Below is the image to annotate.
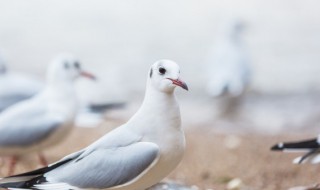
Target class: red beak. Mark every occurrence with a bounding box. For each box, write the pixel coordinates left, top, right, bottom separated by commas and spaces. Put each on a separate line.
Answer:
80, 71, 96, 80
167, 78, 189, 91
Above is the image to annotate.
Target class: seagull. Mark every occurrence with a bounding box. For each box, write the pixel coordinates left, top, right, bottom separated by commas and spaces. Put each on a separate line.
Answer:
206, 20, 251, 117
0, 54, 44, 112
0, 59, 188, 190
0, 53, 121, 128
0, 54, 96, 175
206, 19, 251, 98
271, 135, 320, 164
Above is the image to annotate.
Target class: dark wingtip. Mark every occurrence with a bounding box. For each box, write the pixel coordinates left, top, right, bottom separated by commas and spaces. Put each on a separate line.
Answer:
271, 143, 283, 151
89, 102, 126, 113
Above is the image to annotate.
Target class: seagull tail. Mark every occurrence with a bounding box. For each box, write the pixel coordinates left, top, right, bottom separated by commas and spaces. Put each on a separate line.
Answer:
0, 175, 45, 189
271, 137, 319, 151
0, 158, 72, 189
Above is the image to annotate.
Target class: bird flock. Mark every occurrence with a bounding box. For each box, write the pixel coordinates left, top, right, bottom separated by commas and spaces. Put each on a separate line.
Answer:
0, 57, 189, 190
0, 20, 317, 190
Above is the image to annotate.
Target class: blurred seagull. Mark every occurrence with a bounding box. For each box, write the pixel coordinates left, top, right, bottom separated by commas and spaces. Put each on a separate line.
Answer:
206, 20, 251, 98
0, 59, 188, 190
0, 54, 96, 175
0, 54, 43, 112
206, 20, 251, 117
271, 135, 320, 164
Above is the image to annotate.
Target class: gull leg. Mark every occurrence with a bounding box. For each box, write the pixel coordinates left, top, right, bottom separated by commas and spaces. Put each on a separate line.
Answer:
38, 153, 48, 166
7, 156, 18, 176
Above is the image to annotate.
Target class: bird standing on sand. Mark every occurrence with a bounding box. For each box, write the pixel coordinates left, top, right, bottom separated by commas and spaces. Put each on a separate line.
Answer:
0, 54, 96, 175
271, 135, 320, 164
206, 20, 251, 117
0, 59, 188, 190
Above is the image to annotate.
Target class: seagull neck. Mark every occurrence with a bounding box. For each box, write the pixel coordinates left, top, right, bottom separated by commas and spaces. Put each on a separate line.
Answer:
134, 85, 181, 128
143, 86, 176, 106
44, 81, 77, 115
128, 85, 182, 134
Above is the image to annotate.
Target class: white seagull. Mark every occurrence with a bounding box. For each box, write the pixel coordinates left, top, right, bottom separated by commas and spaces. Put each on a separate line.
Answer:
271, 135, 320, 164
0, 54, 96, 175
0, 59, 188, 190
0, 54, 43, 112
206, 20, 251, 98
0, 53, 120, 127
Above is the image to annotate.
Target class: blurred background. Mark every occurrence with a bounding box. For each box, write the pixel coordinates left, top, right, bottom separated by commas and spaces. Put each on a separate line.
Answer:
0, 1, 320, 189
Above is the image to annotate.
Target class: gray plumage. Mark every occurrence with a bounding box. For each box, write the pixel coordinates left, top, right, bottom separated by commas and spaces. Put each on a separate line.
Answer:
0, 95, 34, 112
0, 126, 159, 190
0, 54, 43, 112
43, 126, 159, 188
0, 111, 62, 146
46, 142, 158, 189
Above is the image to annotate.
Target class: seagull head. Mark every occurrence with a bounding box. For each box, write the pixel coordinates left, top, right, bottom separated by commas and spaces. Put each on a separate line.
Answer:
47, 54, 96, 84
148, 60, 188, 93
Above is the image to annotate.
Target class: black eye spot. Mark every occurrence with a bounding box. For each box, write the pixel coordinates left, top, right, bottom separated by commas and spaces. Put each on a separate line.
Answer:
64, 62, 69, 69
74, 61, 81, 69
159, 67, 166, 75
149, 68, 153, 78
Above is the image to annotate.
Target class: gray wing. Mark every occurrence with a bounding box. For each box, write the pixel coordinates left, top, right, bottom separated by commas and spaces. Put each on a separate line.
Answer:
0, 74, 43, 111
0, 115, 63, 146
44, 142, 159, 189
0, 95, 33, 112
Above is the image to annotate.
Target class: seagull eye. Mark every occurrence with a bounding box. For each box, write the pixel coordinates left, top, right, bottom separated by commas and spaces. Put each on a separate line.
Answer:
158, 67, 166, 75
74, 62, 81, 69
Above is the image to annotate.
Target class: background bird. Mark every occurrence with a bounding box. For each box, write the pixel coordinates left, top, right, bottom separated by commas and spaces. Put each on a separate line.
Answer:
0, 53, 43, 112
206, 19, 251, 117
271, 135, 320, 164
0, 52, 122, 128
0, 54, 96, 175
0, 59, 188, 190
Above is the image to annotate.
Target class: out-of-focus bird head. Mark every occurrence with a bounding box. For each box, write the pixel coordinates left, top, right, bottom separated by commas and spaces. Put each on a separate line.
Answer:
148, 59, 188, 93
226, 19, 245, 41
47, 54, 96, 84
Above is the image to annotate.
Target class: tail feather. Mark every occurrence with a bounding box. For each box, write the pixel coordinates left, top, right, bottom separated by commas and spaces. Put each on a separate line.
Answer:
271, 137, 319, 151
0, 158, 72, 189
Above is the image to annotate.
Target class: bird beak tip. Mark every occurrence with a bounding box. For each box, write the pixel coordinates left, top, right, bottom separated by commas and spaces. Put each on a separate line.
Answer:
80, 71, 97, 81
182, 83, 189, 91
167, 78, 189, 91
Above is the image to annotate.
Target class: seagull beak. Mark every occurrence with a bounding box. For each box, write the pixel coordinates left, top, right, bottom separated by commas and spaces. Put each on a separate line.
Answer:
167, 78, 189, 91
80, 71, 97, 80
